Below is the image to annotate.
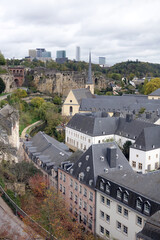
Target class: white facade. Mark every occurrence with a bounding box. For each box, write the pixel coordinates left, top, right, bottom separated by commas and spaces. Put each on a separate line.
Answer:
96, 191, 146, 240
129, 147, 160, 173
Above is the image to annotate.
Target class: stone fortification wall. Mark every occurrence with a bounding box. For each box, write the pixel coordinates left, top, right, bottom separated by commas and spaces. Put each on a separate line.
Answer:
0, 73, 17, 93
25, 68, 108, 96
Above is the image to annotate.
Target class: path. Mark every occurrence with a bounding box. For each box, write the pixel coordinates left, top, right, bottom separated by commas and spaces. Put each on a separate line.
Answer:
21, 120, 43, 139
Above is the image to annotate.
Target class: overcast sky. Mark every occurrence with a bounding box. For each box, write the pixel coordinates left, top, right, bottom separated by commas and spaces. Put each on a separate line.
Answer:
1, 0, 160, 65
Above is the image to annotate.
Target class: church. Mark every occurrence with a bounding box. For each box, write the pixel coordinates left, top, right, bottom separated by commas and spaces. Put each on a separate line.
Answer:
62, 52, 94, 116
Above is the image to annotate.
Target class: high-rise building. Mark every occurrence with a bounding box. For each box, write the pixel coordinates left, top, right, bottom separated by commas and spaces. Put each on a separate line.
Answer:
29, 49, 37, 58
28, 48, 51, 61
99, 57, 106, 65
56, 50, 68, 64
56, 50, 66, 58
76, 46, 80, 61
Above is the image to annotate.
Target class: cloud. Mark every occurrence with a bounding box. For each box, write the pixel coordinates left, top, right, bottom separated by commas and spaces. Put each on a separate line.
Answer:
1, 0, 160, 64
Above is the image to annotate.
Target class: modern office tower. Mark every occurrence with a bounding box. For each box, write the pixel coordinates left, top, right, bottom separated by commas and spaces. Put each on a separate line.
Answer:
36, 48, 46, 57
29, 49, 37, 58
56, 50, 68, 64
42, 51, 51, 58
56, 50, 66, 58
76, 46, 80, 61
99, 57, 106, 65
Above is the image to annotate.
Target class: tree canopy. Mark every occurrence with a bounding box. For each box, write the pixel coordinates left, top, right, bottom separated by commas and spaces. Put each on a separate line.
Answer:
144, 78, 160, 95
0, 53, 6, 65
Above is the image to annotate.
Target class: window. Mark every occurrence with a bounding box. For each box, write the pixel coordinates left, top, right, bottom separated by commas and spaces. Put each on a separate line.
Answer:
100, 225, 104, 235
63, 186, 65, 194
106, 198, 110, 207
117, 205, 122, 214
70, 178, 73, 187
89, 206, 93, 215
148, 156, 151, 160
106, 214, 110, 223
132, 161, 136, 168
136, 197, 143, 211
101, 195, 105, 204
123, 208, 128, 218
63, 174, 66, 182
100, 210, 104, 219
117, 188, 122, 200
79, 198, 82, 208
138, 163, 142, 170
70, 191, 73, 200
117, 221, 121, 230
83, 215, 87, 225
156, 154, 158, 158
105, 182, 111, 193
60, 172, 62, 180
75, 182, 78, 191
74, 195, 78, 204
137, 216, 142, 226
100, 181, 104, 191
83, 201, 87, 211
84, 188, 87, 197
89, 192, 93, 202
155, 162, 159, 169
79, 172, 84, 181
123, 225, 128, 235
147, 164, 151, 171
70, 203, 72, 212
144, 201, 151, 214
60, 184, 62, 192
79, 185, 82, 193
136, 154, 139, 158
123, 191, 129, 203
105, 229, 110, 238
88, 219, 92, 230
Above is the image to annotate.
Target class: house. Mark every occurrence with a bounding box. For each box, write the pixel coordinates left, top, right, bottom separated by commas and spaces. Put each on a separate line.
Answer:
62, 52, 94, 116
23, 131, 72, 188
148, 88, 160, 100
0, 104, 19, 162
58, 142, 132, 233
96, 169, 160, 240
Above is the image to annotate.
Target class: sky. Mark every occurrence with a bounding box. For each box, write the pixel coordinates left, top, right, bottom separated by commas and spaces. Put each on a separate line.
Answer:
1, 0, 160, 65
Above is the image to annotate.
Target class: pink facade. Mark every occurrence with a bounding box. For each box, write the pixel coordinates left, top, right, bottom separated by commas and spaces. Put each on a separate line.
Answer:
58, 168, 96, 233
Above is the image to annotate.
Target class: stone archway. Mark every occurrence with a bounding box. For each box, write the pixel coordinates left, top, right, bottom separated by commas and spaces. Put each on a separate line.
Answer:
14, 79, 20, 87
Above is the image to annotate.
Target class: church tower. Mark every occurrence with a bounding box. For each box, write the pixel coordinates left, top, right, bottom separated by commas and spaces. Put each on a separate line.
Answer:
85, 52, 94, 94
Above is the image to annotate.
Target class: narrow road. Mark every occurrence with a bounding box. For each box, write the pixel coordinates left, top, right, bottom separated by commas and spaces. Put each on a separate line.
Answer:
21, 120, 43, 139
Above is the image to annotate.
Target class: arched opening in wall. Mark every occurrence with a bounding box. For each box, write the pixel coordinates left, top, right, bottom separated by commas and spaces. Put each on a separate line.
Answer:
70, 106, 73, 116
95, 78, 98, 85
14, 79, 19, 87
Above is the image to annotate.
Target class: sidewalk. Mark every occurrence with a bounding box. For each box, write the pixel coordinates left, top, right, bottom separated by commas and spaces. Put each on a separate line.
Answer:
21, 120, 43, 139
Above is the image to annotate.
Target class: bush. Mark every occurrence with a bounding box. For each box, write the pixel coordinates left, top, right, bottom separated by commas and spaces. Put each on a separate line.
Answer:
0, 77, 5, 94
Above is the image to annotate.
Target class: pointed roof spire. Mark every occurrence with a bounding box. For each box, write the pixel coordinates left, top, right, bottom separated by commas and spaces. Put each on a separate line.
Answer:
87, 52, 93, 84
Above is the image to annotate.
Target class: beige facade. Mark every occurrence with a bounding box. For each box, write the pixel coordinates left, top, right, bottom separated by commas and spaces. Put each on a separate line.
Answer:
62, 90, 80, 116
148, 95, 160, 100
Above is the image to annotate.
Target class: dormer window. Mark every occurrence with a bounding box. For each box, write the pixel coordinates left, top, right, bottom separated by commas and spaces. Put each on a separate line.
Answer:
70, 169, 73, 174
117, 187, 122, 200
86, 166, 90, 172
86, 155, 89, 161
89, 180, 93, 186
123, 191, 129, 203
136, 197, 143, 211
100, 156, 104, 161
79, 172, 84, 181
100, 179, 105, 191
78, 162, 82, 168
144, 201, 151, 215
105, 182, 111, 194
152, 145, 155, 149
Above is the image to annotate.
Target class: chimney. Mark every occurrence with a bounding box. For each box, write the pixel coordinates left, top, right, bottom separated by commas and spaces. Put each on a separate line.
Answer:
126, 113, 133, 122
107, 145, 117, 168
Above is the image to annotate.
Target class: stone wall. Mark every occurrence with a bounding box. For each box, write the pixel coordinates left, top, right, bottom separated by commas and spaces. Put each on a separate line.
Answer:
0, 73, 17, 93
26, 68, 109, 96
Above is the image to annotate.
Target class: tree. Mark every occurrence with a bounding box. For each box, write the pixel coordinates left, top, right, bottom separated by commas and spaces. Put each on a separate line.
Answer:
0, 53, 6, 65
31, 97, 45, 108
122, 141, 132, 160
0, 77, 6, 93
144, 78, 160, 95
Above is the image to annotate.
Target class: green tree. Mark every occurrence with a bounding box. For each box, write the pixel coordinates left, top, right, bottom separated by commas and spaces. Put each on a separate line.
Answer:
53, 95, 62, 105
0, 77, 6, 93
144, 78, 160, 95
31, 97, 45, 108
0, 53, 6, 65
122, 141, 132, 160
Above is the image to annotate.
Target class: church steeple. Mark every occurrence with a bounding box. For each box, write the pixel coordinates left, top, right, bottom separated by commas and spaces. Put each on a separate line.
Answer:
85, 52, 94, 94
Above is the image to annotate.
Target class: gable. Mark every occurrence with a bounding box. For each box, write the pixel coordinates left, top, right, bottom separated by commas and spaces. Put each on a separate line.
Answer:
63, 90, 79, 105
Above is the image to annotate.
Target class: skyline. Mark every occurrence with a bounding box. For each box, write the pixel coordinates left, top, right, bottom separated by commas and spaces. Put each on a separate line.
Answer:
1, 0, 160, 64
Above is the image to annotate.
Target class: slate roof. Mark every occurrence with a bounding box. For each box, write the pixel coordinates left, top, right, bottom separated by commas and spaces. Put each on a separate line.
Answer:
99, 169, 160, 203
67, 112, 156, 140
66, 142, 132, 189
72, 88, 93, 104
79, 95, 160, 113
137, 211, 160, 240
149, 88, 160, 96
24, 131, 72, 172
131, 126, 160, 151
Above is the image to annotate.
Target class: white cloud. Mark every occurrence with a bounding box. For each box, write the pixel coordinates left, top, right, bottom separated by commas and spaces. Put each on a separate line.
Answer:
1, 0, 160, 64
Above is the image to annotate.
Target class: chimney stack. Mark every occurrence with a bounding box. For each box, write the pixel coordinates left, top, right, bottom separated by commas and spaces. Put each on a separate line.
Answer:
107, 145, 117, 168
126, 113, 133, 122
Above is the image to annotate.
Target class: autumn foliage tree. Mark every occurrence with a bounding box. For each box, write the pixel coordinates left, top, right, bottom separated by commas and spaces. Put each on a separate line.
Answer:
29, 174, 48, 197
